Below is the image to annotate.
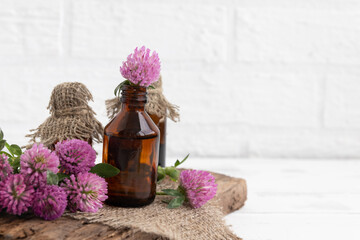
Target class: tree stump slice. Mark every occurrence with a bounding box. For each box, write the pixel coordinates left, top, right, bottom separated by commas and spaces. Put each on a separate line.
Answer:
0, 172, 247, 240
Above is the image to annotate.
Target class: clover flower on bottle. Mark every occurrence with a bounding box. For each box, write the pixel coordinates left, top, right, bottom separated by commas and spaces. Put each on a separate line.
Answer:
20, 143, 59, 188
179, 170, 217, 208
120, 46, 161, 87
61, 172, 108, 213
0, 153, 13, 181
0, 174, 35, 215
55, 139, 96, 175
32, 185, 67, 220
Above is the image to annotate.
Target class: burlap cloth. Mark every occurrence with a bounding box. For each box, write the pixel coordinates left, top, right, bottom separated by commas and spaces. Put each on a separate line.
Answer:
65, 178, 241, 240
26, 82, 103, 148
105, 76, 180, 122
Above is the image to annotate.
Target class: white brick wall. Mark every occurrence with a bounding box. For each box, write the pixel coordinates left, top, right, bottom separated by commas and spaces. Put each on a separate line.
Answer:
1, 0, 360, 159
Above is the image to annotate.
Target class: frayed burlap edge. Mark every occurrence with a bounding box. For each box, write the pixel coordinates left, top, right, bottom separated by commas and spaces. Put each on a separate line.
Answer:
106, 76, 180, 122
26, 82, 103, 149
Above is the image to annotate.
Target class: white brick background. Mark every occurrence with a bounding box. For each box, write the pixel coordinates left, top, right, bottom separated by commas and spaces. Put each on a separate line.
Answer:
1, 0, 360, 159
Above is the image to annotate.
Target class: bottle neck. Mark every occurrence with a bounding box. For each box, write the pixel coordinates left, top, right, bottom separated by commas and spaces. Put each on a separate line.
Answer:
120, 85, 147, 110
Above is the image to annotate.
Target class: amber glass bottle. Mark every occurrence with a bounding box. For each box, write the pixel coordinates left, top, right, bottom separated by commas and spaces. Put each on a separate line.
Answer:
148, 114, 166, 167
102, 85, 160, 207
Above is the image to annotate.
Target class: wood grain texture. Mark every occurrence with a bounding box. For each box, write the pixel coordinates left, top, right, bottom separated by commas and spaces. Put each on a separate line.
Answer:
211, 172, 247, 214
0, 171, 247, 240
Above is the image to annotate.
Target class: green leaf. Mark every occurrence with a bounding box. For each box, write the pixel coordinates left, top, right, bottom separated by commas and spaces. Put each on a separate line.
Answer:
162, 199, 171, 204
157, 166, 165, 182
114, 83, 121, 96
57, 173, 70, 182
11, 157, 20, 173
7, 156, 13, 165
148, 85, 155, 89
0, 128, 3, 140
0, 140, 6, 151
10, 144, 22, 156
174, 153, 190, 167
114, 80, 130, 97
161, 189, 184, 197
5, 142, 13, 156
167, 196, 185, 209
90, 163, 120, 178
165, 167, 180, 181
47, 171, 59, 185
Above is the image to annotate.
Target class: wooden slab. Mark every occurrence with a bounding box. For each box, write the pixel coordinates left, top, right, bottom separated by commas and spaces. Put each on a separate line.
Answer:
0, 172, 247, 240
212, 172, 247, 214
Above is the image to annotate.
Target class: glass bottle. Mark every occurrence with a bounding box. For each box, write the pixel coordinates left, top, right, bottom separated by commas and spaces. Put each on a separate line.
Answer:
102, 85, 160, 207
148, 114, 166, 167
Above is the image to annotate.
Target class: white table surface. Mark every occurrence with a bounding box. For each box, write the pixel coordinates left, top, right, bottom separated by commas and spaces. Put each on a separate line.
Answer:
177, 158, 360, 240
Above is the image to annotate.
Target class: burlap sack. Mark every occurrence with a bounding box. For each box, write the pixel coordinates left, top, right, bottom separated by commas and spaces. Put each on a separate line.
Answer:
65, 177, 241, 240
106, 76, 180, 122
26, 82, 103, 148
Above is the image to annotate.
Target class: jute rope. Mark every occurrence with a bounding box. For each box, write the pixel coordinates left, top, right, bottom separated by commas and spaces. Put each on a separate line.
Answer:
65, 177, 241, 240
105, 76, 180, 122
26, 82, 103, 148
